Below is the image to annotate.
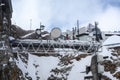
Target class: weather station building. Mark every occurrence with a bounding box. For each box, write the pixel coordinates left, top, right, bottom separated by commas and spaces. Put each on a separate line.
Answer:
76, 27, 92, 41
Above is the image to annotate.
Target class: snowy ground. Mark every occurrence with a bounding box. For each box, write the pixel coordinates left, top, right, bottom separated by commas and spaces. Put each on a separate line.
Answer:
15, 52, 92, 80
68, 56, 92, 80
15, 53, 59, 80
15, 45, 118, 80
14, 35, 120, 80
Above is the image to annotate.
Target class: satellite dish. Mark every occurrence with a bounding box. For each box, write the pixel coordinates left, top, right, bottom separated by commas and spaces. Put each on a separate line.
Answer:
50, 27, 61, 39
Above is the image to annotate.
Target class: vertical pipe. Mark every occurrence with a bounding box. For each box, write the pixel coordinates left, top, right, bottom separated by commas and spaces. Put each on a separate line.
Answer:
72, 27, 75, 40
77, 20, 79, 35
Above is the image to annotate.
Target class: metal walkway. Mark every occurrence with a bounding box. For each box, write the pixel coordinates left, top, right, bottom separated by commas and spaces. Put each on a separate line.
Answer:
11, 39, 99, 54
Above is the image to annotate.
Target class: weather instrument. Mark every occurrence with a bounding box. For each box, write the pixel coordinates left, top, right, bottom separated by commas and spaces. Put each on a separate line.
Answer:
50, 27, 61, 39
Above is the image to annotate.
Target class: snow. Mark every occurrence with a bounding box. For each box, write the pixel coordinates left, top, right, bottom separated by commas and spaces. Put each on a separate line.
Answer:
54, 48, 83, 55
21, 32, 35, 38
68, 56, 92, 80
117, 67, 120, 71
17, 39, 90, 45
15, 44, 117, 80
104, 31, 120, 35
9, 57, 13, 62
16, 53, 59, 80
41, 33, 50, 37
14, 34, 120, 80
98, 46, 112, 60
15, 54, 28, 78
9, 36, 15, 41
103, 35, 120, 46
15, 50, 92, 80
0, 41, 6, 50
28, 54, 59, 80
103, 72, 116, 80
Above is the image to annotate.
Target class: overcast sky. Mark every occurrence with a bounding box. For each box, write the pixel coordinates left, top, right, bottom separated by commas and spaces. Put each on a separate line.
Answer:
11, 0, 120, 31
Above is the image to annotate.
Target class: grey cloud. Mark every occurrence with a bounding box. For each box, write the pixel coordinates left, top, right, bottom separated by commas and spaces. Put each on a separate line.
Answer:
12, 0, 120, 31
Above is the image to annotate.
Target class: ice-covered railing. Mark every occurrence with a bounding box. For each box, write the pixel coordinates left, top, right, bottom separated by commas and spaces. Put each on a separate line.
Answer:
11, 39, 99, 54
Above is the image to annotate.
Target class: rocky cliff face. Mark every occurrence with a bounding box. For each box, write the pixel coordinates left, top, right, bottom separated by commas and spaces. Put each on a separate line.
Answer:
0, 36, 26, 80
0, 52, 24, 80
12, 46, 120, 80
11, 25, 50, 39
10, 25, 33, 38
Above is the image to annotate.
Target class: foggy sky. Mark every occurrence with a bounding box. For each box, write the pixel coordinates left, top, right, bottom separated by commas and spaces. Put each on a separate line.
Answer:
11, 0, 120, 32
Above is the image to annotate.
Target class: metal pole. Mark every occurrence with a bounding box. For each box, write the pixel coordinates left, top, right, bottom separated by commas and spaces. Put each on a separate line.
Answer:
77, 20, 79, 35
91, 22, 101, 80
95, 22, 99, 42
91, 55, 99, 80
94, 22, 101, 80
94, 22, 100, 80
40, 22, 41, 39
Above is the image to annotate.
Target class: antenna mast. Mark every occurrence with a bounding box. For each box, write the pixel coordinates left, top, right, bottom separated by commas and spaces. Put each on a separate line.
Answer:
77, 20, 79, 35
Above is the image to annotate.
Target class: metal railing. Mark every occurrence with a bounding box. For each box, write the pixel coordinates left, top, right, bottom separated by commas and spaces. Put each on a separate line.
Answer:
11, 39, 99, 54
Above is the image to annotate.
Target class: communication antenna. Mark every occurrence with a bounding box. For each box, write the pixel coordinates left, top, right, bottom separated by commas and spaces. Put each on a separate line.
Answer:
50, 27, 61, 39
77, 20, 79, 35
